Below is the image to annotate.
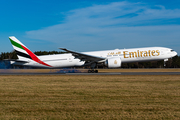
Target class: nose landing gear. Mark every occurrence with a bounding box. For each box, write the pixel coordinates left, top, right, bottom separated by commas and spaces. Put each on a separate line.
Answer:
164, 59, 168, 67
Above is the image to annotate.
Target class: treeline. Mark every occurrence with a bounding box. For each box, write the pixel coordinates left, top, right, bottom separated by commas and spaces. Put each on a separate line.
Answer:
0, 51, 18, 60
123, 55, 180, 68
121, 56, 180, 68
0, 51, 180, 68
0, 51, 66, 60
34, 51, 66, 56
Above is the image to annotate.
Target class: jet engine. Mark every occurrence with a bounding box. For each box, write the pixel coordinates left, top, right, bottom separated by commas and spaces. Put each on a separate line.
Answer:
105, 57, 121, 68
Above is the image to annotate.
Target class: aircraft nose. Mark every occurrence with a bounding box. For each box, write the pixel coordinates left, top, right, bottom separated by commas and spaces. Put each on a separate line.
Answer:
170, 50, 178, 57
172, 51, 178, 57
175, 51, 178, 56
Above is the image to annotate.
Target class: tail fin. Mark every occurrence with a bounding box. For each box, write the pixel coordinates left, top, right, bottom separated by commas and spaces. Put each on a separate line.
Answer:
9, 36, 33, 61
9, 36, 52, 67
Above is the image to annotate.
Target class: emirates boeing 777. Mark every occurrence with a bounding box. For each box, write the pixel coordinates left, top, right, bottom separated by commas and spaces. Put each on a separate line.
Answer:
8, 36, 177, 73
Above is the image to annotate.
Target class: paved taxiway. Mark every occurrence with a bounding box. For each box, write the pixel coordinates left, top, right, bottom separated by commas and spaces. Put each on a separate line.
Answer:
0, 72, 180, 75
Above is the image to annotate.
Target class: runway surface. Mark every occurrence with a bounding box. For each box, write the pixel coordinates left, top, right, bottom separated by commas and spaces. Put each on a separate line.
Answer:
67, 72, 180, 75
0, 72, 180, 75
0, 69, 180, 75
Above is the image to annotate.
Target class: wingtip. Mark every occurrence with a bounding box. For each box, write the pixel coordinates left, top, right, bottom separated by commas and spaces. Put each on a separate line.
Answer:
59, 48, 66, 50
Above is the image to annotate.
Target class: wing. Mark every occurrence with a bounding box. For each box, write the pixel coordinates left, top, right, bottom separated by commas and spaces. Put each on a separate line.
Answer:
59, 48, 105, 63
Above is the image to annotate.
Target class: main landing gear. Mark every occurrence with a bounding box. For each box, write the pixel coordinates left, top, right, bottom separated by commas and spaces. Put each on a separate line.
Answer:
87, 62, 98, 73
88, 69, 98, 73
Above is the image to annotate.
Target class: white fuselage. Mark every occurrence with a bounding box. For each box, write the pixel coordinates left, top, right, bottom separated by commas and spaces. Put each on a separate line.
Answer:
13, 47, 177, 68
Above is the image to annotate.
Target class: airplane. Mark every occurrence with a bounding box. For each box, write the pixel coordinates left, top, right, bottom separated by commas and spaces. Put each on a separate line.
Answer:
8, 36, 177, 73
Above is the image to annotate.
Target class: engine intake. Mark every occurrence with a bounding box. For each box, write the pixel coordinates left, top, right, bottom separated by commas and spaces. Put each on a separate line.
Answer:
105, 57, 121, 68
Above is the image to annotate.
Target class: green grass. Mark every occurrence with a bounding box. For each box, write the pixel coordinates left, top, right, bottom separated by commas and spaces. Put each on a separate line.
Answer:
0, 75, 180, 119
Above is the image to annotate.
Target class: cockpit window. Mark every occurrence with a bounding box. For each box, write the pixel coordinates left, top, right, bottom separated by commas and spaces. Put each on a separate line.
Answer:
171, 50, 175, 52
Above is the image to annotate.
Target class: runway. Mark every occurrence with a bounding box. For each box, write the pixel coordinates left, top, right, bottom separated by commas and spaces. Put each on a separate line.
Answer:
67, 72, 180, 75
0, 72, 180, 75
0, 69, 180, 75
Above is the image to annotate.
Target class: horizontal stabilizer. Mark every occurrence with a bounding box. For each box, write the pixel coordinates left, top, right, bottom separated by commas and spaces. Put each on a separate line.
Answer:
4, 59, 29, 63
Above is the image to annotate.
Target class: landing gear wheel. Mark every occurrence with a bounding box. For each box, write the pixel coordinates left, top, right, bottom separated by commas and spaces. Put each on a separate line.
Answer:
95, 70, 98, 73
88, 70, 98, 73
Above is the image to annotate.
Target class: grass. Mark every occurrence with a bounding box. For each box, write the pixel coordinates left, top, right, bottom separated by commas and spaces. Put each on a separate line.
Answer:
0, 75, 180, 119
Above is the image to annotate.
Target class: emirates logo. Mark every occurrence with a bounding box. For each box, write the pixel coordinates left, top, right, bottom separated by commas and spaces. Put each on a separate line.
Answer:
114, 60, 117, 64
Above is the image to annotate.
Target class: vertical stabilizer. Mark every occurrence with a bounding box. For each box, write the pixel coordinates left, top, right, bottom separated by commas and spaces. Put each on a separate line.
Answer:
9, 36, 33, 61
9, 36, 52, 67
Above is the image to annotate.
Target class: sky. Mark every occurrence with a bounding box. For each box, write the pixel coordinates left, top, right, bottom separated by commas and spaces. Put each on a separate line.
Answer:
0, 0, 180, 55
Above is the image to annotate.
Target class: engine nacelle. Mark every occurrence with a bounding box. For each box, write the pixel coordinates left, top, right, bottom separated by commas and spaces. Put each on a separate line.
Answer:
105, 57, 121, 68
